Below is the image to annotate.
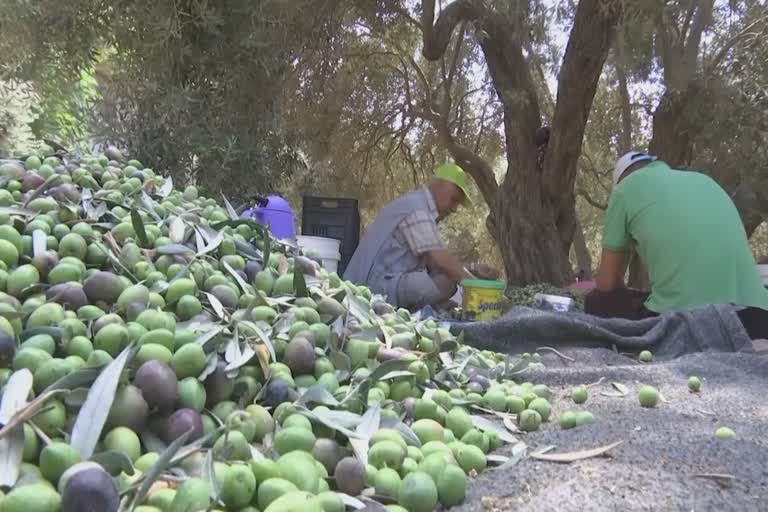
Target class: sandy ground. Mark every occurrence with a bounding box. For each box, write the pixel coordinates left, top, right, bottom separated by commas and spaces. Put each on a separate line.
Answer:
455, 349, 768, 512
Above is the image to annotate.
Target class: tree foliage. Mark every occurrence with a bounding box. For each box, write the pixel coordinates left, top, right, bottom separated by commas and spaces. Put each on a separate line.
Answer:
1, 0, 767, 283
0, 0, 346, 200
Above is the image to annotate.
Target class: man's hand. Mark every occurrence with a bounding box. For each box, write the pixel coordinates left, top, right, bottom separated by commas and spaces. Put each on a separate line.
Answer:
469, 262, 500, 280
425, 249, 473, 284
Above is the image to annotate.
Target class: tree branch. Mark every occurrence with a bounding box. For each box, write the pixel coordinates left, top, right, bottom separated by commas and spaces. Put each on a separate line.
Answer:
542, 0, 623, 201
681, 0, 714, 81
421, 0, 477, 61
616, 60, 632, 154
390, 5, 421, 31
706, 17, 765, 75
577, 187, 608, 210
420, 0, 498, 206
680, 2, 698, 49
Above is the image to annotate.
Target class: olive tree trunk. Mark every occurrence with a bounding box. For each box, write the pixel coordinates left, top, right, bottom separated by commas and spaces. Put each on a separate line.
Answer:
420, 0, 622, 286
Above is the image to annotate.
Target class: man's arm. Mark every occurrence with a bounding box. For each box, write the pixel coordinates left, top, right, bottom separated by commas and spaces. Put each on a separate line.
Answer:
597, 188, 631, 291
595, 249, 628, 291
424, 249, 473, 284
397, 210, 472, 284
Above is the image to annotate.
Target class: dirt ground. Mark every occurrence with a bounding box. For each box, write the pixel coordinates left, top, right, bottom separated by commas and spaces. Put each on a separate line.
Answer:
456, 349, 768, 512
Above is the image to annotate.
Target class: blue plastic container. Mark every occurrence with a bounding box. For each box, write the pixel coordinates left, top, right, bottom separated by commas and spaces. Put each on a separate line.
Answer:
244, 195, 296, 240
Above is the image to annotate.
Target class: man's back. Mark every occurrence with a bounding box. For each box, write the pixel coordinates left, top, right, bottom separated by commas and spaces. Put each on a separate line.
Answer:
602, 161, 768, 313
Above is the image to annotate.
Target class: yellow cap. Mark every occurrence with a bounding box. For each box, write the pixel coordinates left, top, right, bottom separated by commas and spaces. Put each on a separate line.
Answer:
434, 162, 471, 206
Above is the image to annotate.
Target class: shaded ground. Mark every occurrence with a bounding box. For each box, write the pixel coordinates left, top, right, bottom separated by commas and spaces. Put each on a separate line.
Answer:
458, 349, 768, 512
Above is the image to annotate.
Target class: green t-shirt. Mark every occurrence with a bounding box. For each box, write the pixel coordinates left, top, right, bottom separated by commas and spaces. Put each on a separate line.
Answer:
602, 160, 768, 313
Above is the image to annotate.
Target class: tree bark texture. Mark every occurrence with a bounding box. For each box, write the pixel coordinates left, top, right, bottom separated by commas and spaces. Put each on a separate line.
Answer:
616, 63, 632, 154
420, 0, 622, 286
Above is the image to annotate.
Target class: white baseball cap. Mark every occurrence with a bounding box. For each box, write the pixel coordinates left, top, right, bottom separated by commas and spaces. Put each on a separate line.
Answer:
613, 151, 657, 186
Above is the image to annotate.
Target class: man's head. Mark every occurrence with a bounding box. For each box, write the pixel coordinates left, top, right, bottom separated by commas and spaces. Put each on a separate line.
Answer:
613, 151, 657, 186
430, 162, 471, 220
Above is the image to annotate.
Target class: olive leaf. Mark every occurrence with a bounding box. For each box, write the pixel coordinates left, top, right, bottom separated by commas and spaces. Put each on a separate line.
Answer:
359, 359, 412, 398
0, 365, 100, 439
222, 260, 251, 294
196, 229, 224, 256
293, 270, 309, 298
90, 450, 135, 476
503, 416, 522, 434
503, 356, 530, 378
157, 243, 194, 255
0, 206, 37, 217
170, 430, 220, 466
32, 229, 47, 257
328, 351, 352, 381
297, 407, 361, 439
337, 494, 367, 510
64, 388, 90, 409
203, 292, 229, 321
471, 415, 518, 444
344, 293, 374, 324
198, 352, 220, 381
350, 403, 381, 466
194, 228, 206, 253
277, 254, 289, 275
233, 239, 261, 260
169, 216, 186, 243
203, 448, 221, 504
224, 326, 241, 363
331, 316, 345, 339
240, 321, 276, 363
131, 429, 194, 508
530, 440, 624, 463
220, 193, 239, 221
262, 235, 271, 267
377, 370, 414, 381
379, 416, 421, 447
498, 441, 528, 469
0, 369, 33, 487
140, 191, 162, 221
103, 246, 139, 283
130, 208, 149, 248
224, 327, 256, 373
70, 344, 136, 459
298, 384, 341, 407
487, 454, 511, 465
159, 176, 173, 197
194, 325, 226, 347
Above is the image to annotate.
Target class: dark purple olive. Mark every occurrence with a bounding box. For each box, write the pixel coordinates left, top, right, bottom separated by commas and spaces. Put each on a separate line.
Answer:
204, 361, 235, 406
470, 374, 491, 392
0, 331, 16, 367
134, 360, 179, 411
46, 283, 88, 310
265, 379, 292, 407
466, 381, 484, 394
164, 408, 204, 443
244, 261, 263, 283
61, 466, 119, 512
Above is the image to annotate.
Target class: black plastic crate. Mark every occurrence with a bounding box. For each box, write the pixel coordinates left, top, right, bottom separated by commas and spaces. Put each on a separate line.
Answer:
301, 196, 360, 275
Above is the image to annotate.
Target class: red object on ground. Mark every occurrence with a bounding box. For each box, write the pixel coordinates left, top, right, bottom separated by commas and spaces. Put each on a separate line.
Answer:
570, 280, 597, 291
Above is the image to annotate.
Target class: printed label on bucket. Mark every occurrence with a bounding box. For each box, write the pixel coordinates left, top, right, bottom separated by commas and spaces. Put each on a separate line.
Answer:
462, 285, 504, 321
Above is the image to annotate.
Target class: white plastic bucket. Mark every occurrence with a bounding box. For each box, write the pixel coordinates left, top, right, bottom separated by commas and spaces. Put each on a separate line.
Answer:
297, 235, 341, 272
759, 265, 768, 286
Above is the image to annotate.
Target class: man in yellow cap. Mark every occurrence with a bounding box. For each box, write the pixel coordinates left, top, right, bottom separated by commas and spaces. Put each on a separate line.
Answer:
344, 162, 498, 309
